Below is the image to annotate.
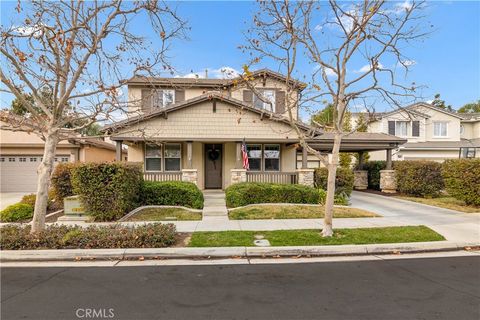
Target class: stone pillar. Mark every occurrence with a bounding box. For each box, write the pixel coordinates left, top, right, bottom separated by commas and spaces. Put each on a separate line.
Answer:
115, 140, 123, 161
353, 170, 368, 190
380, 170, 396, 193
182, 169, 198, 186
297, 168, 314, 187
230, 169, 247, 185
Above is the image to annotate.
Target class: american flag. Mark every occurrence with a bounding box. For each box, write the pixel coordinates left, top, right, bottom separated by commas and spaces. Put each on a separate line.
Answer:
241, 139, 249, 170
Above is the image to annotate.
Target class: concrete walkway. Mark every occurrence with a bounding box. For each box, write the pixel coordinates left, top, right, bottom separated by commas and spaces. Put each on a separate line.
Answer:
202, 190, 228, 221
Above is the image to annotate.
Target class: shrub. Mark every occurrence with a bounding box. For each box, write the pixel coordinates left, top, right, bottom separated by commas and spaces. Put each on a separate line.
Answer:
51, 163, 77, 201
20, 190, 58, 211
314, 167, 354, 197
71, 162, 143, 221
0, 203, 34, 222
363, 161, 386, 190
395, 161, 444, 197
442, 159, 480, 206
317, 188, 349, 206
225, 182, 320, 208
0, 223, 176, 250
141, 181, 204, 209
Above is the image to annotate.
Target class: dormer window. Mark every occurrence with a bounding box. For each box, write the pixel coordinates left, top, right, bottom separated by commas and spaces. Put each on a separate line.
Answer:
253, 89, 276, 112
152, 89, 175, 108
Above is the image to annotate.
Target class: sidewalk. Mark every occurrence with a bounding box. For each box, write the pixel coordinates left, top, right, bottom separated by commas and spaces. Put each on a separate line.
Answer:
1, 241, 478, 262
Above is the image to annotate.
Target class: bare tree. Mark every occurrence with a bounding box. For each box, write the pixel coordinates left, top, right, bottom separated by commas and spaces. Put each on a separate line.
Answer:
242, 0, 427, 236
0, 0, 186, 233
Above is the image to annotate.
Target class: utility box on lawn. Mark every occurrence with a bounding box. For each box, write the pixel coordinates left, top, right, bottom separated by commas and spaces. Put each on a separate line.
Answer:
64, 195, 86, 217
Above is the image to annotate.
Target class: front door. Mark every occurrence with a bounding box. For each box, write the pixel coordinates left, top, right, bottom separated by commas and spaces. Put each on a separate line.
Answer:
205, 144, 222, 189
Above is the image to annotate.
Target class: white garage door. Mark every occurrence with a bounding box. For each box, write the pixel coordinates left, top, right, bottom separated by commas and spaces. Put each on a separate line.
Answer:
0, 156, 70, 192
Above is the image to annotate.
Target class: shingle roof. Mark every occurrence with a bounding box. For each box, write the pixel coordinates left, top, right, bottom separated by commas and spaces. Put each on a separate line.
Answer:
402, 139, 480, 149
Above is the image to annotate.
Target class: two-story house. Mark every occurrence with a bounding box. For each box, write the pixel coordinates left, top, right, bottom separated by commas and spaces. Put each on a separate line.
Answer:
104, 69, 405, 189
352, 102, 480, 162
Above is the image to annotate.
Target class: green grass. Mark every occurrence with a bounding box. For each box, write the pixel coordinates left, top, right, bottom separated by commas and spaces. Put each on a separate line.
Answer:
188, 226, 445, 247
395, 196, 480, 213
228, 205, 378, 220
125, 207, 202, 221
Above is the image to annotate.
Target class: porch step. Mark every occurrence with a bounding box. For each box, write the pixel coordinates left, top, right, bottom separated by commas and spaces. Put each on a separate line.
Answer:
202, 190, 228, 220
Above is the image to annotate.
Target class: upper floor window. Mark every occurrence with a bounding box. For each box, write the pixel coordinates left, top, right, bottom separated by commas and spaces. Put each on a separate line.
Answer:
253, 89, 276, 112
395, 121, 409, 137
152, 89, 175, 108
433, 121, 448, 137
460, 125, 465, 135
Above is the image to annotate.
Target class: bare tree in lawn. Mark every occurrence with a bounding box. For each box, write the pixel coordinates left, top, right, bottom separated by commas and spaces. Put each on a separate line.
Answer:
0, 0, 186, 233
242, 0, 427, 236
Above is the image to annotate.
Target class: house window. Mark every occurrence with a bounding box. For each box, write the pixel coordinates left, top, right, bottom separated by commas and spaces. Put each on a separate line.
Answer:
253, 89, 276, 112
460, 125, 465, 135
19, 157, 26, 162
152, 89, 175, 108
164, 143, 181, 171
247, 144, 262, 171
9, 158, 15, 162
395, 121, 409, 137
0, 158, 4, 162
433, 122, 448, 137
61, 157, 69, 162
145, 143, 162, 171
264, 144, 280, 171
460, 147, 476, 159
30, 157, 37, 162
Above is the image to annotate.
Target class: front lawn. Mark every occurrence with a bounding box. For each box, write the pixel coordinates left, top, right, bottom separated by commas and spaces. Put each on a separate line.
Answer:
189, 226, 444, 247
395, 196, 480, 213
229, 205, 378, 220
124, 207, 202, 221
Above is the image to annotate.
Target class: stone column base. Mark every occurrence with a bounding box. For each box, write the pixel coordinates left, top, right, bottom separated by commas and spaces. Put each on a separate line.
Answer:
182, 169, 198, 186
353, 170, 368, 190
297, 169, 315, 187
230, 169, 247, 185
380, 170, 397, 193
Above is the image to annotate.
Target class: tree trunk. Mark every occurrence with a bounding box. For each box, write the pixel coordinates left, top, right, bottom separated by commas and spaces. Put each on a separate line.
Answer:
31, 131, 59, 233
322, 132, 342, 237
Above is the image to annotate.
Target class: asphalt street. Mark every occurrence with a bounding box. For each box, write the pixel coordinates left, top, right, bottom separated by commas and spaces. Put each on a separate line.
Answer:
1, 256, 479, 320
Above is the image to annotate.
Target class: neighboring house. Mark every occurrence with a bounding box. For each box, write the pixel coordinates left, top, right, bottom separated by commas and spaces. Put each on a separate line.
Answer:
0, 128, 127, 192
351, 103, 480, 162
104, 69, 405, 190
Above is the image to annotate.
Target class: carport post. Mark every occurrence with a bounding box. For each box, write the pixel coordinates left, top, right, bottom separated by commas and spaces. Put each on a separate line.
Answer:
386, 149, 392, 170
115, 140, 123, 161
358, 151, 365, 169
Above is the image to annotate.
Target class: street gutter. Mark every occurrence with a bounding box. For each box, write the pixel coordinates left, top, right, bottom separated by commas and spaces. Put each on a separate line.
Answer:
1, 241, 478, 262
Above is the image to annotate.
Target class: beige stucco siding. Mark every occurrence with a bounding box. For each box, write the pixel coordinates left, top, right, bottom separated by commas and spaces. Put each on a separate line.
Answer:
114, 101, 299, 141
81, 146, 117, 162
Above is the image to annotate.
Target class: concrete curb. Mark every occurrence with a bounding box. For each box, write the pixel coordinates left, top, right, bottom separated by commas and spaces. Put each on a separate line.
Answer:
1, 241, 478, 262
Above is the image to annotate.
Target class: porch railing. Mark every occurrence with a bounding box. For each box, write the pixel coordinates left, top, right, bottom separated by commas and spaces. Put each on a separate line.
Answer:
144, 172, 182, 182
246, 172, 298, 184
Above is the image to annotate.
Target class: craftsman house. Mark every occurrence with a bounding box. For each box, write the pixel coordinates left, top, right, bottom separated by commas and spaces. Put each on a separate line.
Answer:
104, 69, 405, 190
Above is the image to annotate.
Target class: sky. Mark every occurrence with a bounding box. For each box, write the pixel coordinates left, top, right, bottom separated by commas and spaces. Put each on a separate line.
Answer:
1, 0, 479, 112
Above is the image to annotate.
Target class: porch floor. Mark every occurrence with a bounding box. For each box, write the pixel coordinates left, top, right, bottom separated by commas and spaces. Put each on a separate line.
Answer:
202, 190, 228, 221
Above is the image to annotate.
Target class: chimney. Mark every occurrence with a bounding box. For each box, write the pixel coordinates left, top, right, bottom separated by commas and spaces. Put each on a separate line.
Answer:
204, 69, 208, 78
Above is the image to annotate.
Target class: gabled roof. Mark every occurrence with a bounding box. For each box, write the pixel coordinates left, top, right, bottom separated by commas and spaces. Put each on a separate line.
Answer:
102, 91, 313, 133
127, 68, 307, 90
402, 138, 480, 149
353, 102, 466, 120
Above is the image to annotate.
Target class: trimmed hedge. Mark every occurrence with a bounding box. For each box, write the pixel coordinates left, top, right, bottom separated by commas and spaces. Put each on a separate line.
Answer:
314, 167, 354, 197
363, 161, 387, 190
443, 159, 480, 206
395, 161, 444, 197
51, 163, 77, 202
0, 223, 176, 250
0, 203, 34, 222
71, 162, 144, 221
225, 182, 320, 208
141, 181, 204, 209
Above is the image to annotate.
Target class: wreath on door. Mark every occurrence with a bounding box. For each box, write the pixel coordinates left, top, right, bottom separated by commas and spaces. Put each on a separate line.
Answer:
208, 148, 220, 169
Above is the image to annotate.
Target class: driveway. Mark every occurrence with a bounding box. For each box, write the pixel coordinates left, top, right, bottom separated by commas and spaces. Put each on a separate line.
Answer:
350, 191, 480, 243
0, 193, 28, 210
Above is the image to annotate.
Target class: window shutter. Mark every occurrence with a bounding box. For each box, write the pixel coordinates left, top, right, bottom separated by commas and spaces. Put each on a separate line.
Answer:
175, 89, 185, 103
153, 89, 163, 108
412, 121, 420, 137
141, 89, 152, 112
275, 90, 285, 114
388, 121, 395, 135
243, 90, 253, 103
